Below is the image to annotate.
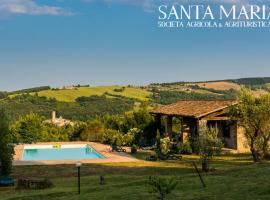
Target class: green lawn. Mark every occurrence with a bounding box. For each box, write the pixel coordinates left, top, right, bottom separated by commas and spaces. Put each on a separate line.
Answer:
36, 86, 151, 102
2, 153, 270, 200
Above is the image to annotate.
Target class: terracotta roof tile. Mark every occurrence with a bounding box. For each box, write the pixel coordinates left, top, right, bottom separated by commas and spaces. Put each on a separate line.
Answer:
150, 100, 237, 118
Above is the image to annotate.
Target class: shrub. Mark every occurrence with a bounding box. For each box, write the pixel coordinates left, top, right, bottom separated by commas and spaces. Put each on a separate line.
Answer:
155, 136, 171, 159
123, 128, 141, 146
197, 126, 223, 172
159, 137, 170, 156
148, 176, 178, 200
17, 178, 54, 190
113, 87, 125, 92
131, 144, 138, 154
36, 179, 54, 189
177, 142, 193, 155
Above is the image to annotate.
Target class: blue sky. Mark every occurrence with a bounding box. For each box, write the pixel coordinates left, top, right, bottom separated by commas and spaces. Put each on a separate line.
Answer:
0, 0, 270, 91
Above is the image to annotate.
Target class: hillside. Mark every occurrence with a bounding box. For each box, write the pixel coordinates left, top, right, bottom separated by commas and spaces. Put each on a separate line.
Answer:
147, 77, 270, 104
5, 77, 270, 102
196, 81, 241, 90
151, 77, 270, 90
230, 77, 270, 88
35, 86, 151, 102
1, 77, 270, 121
0, 94, 137, 121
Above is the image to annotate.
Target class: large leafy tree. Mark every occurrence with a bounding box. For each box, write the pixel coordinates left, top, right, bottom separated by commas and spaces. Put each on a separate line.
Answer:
80, 119, 104, 142
11, 113, 47, 144
231, 88, 270, 162
0, 109, 14, 177
103, 107, 155, 145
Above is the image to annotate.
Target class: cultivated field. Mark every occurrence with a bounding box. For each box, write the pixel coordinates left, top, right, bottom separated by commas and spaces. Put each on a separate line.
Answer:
197, 81, 241, 90
2, 153, 270, 200
34, 86, 151, 102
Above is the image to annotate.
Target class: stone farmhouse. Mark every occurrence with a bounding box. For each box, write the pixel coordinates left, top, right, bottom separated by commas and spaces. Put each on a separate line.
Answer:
150, 100, 249, 153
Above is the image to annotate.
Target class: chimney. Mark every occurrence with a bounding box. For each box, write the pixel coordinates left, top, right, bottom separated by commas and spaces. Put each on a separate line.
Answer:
52, 111, 56, 121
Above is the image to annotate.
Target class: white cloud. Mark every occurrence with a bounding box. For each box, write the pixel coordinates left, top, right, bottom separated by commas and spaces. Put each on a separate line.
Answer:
0, 0, 73, 16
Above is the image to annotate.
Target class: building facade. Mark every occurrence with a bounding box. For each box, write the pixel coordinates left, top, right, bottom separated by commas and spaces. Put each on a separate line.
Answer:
150, 100, 249, 153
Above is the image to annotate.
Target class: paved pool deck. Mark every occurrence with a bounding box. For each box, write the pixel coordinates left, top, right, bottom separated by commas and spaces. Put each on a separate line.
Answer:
13, 142, 138, 166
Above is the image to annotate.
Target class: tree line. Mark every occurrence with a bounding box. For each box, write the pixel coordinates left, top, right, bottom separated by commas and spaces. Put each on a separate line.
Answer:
0, 94, 135, 122
150, 77, 270, 88
151, 90, 236, 105
8, 86, 51, 95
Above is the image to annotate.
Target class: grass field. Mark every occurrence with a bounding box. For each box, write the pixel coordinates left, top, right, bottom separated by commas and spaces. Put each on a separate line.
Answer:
2, 152, 270, 200
197, 81, 241, 90
32, 86, 151, 102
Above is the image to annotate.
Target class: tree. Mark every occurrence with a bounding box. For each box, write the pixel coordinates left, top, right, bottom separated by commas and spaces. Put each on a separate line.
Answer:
103, 107, 156, 145
148, 176, 178, 200
123, 128, 140, 146
230, 88, 270, 161
11, 113, 47, 143
197, 126, 223, 172
101, 129, 123, 146
0, 91, 8, 100
80, 119, 104, 142
132, 107, 156, 144
259, 94, 270, 158
0, 109, 14, 177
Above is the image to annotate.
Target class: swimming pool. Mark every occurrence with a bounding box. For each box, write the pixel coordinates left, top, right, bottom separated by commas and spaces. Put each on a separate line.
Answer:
23, 144, 105, 161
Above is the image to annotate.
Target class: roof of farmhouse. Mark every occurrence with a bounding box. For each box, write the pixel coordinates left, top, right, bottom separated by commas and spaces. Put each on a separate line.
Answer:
150, 100, 237, 118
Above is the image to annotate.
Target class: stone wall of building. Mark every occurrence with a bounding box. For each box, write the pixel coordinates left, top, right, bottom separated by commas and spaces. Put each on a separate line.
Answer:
236, 125, 250, 153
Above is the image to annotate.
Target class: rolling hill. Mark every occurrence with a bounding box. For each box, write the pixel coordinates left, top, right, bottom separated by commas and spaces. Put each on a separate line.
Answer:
8, 86, 151, 102
1, 77, 270, 121
35, 86, 151, 102
196, 81, 241, 90
5, 77, 270, 104
4, 77, 270, 104
151, 77, 270, 90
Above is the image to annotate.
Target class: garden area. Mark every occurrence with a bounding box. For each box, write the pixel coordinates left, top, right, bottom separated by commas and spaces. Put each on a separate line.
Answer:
1, 153, 270, 200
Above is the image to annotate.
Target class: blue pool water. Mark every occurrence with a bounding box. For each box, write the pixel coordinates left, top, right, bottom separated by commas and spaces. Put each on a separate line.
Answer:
23, 145, 105, 161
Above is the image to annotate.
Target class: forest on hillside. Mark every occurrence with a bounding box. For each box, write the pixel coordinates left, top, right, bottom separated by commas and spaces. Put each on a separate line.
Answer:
150, 77, 270, 88
1, 77, 270, 121
0, 94, 135, 122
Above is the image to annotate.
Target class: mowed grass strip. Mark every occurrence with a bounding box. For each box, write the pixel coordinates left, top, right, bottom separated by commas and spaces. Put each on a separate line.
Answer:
2, 153, 270, 200
36, 86, 151, 102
